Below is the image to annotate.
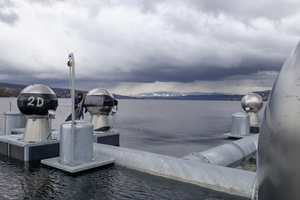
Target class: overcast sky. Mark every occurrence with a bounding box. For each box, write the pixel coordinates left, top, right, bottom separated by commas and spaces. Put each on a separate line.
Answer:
0, 0, 299, 95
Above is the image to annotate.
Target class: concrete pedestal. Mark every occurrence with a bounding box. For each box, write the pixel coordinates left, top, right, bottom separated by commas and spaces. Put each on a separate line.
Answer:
41, 121, 115, 173
0, 134, 59, 161
93, 131, 120, 146
4, 112, 26, 135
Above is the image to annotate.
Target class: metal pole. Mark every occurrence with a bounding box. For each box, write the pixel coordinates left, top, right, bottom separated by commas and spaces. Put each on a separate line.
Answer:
68, 53, 75, 166
46, 117, 52, 140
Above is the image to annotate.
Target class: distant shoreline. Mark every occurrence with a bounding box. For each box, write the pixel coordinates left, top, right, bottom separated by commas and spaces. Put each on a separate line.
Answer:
0, 82, 270, 101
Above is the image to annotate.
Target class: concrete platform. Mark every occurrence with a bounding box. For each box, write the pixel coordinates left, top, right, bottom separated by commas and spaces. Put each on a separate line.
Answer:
224, 125, 260, 139
41, 154, 115, 173
11, 128, 25, 135
93, 131, 120, 146
0, 134, 60, 161
250, 125, 260, 133
10, 128, 119, 146
223, 133, 257, 139
0, 126, 119, 162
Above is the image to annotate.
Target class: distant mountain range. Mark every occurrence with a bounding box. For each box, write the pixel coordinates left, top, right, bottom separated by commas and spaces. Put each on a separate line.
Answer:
0, 82, 137, 99
135, 91, 271, 101
0, 82, 270, 101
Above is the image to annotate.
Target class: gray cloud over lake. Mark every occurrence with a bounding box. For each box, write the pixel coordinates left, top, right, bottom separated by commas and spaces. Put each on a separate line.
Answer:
0, 0, 299, 95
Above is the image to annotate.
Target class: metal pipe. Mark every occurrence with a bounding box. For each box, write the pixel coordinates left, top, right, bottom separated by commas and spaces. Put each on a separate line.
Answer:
183, 134, 258, 167
46, 117, 52, 140
93, 143, 255, 198
46, 110, 55, 140
68, 53, 75, 166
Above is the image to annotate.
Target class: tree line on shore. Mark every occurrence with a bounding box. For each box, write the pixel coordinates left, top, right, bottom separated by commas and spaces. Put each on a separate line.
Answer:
0, 87, 22, 97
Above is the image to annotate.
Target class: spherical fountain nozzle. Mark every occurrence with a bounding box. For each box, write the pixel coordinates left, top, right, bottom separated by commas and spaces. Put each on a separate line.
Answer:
17, 84, 58, 141
85, 88, 116, 115
241, 93, 263, 126
17, 84, 58, 116
84, 88, 118, 131
241, 93, 263, 113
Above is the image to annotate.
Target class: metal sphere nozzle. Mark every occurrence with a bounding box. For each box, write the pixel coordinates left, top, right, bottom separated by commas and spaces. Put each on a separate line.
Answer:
241, 93, 263, 113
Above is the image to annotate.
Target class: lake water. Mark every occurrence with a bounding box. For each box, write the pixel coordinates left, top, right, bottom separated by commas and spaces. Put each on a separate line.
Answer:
0, 98, 262, 199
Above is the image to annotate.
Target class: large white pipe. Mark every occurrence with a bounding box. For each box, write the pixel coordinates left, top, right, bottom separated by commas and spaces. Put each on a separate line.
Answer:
183, 134, 258, 167
256, 41, 300, 199
94, 143, 255, 198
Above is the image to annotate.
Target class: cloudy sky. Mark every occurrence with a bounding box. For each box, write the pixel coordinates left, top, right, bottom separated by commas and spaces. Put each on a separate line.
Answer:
0, 0, 299, 95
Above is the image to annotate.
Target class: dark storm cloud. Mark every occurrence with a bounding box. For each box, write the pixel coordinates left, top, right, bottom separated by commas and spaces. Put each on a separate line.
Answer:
186, 0, 299, 23
0, 66, 69, 88
162, 10, 199, 34
0, 0, 299, 94
138, 0, 162, 14
0, 10, 19, 26
111, 55, 284, 83
0, 0, 19, 26
25, 0, 67, 5
0, 62, 34, 81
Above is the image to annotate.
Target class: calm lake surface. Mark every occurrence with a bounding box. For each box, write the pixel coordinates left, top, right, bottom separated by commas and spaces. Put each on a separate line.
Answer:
0, 98, 264, 199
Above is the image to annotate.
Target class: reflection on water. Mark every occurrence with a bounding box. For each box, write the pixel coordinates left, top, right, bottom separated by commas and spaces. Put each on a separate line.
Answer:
0, 157, 248, 200
0, 98, 257, 199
